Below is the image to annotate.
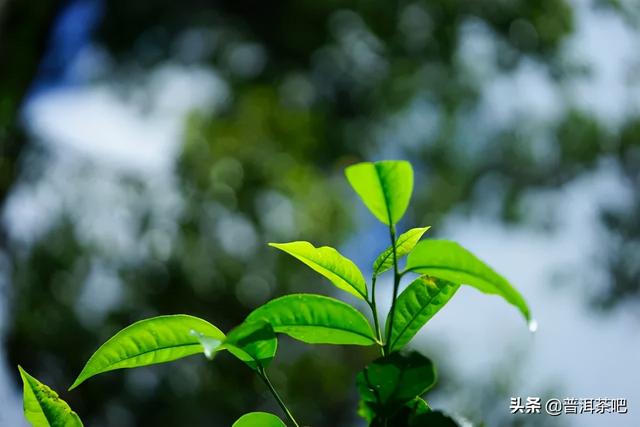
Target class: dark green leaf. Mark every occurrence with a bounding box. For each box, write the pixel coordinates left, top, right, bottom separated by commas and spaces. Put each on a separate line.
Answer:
359, 396, 432, 426
345, 160, 413, 225
356, 351, 436, 417
269, 241, 367, 300
388, 276, 459, 352
70, 315, 224, 389
373, 227, 430, 276
409, 397, 431, 416
405, 240, 531, 322
19, 366, 83, 427
247, 294, 377, 345
232, 412, 286, 427
224, 320, 277, 371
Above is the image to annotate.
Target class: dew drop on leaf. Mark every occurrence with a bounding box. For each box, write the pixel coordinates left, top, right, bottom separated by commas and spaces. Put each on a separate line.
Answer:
190, 330, 222, 359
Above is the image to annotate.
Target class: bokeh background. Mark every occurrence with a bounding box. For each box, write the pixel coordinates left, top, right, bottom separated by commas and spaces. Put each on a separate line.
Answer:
1, 0, 639, 426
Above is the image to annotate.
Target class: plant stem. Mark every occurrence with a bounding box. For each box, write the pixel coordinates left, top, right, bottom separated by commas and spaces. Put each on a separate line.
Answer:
384, 225, 400, 354
368, 276, 385, 356
258, 367, 300, 427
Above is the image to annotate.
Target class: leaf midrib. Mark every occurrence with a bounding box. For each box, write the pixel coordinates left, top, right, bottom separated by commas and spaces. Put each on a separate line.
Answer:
276, 323, 375, 343
404, 264, 497, 287
294, 251, 367, 299
374, 231, 419, 274
84, 342, 201, 377
390, 283, 454, 351
26, 376, 58, 426
374, 246, 393, 275
374, 162, 394, 226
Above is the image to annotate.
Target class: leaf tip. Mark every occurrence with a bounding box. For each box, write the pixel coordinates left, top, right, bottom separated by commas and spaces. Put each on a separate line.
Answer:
17, 365, 27, 381
268, 242, 288, 250
68, 375, 84, 391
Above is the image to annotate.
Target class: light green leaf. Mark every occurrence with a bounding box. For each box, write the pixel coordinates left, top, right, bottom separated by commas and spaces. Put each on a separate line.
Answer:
373, 227, 430, 275
19, 366, 83, 427
405, 240, 531, 322
388, 276, 459, 352
345, 160, 413, 225
70, 314, 224, 390
224, 320, 278, 371
246, 294, 377, 346
269, 241, 367, 300
233, 412, 286, 427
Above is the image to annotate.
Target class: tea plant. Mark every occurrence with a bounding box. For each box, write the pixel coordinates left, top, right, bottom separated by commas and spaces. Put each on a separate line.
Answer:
17, 160, 531, 426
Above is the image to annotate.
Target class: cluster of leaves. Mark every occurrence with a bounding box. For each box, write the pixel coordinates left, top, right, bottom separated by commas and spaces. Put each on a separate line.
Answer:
17, 160, 530, 426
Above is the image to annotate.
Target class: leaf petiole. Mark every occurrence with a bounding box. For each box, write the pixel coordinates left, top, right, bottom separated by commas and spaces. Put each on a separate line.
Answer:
367, 276, 386, 355
257, 366, 300, 427
384, 225, 401, 355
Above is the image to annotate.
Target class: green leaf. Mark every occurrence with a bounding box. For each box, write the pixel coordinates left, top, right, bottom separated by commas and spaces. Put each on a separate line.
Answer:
357, 399, 376, 424
269, 241, 367, 300
388, 276, 459, 352
345, 160, 413, 225
232, 412, 286, 427
70, 314, 225, 390
224, 320, 278, 371
410, 410, 460, 427
246, 294, 377, 346
373, 227, 430, 275
190, 321, 277, 371
19, 366, 83, 427
356, 351, 436, 417
409, 397, 431, 415
359, 396, 432, 426
405, 240, 531, 322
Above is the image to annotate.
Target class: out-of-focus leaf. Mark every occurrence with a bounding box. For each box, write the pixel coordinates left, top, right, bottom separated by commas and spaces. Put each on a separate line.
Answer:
356, 351, 436, 418
388, 276, 459, 352
358, 399, 376, 424
232, 412, 286, 427
405, 240, 531, 322
373, 227, 430, 276
70, 315, 224, 389
409, 397, 431, 415
359, 396, 432, 426
269, 241, 367, 300
224, 320, 277, 371
19, 366, 83, 427
246, 294, 377, 345
345, 160, 413, 225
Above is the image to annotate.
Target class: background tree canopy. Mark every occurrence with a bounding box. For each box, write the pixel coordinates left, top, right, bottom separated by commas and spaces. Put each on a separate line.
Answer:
1, 0, 639, 426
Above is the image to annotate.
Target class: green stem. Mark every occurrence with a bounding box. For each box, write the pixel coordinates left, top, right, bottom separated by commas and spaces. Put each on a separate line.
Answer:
368, 276, 385, 356
258, 367, 300, 427
384, 225, 400, 354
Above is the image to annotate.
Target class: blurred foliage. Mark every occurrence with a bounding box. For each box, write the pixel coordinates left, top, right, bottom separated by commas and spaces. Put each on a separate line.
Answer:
1, 0, 640, 426
0, 0, 63, 209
